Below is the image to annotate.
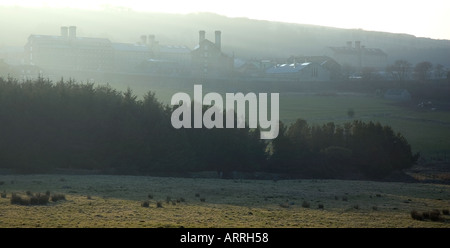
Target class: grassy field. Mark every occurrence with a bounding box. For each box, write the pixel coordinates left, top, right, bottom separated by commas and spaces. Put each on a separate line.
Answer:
51, 76, 450, 157
0, 174, 449, 228
125, 82, 450, 157
278, 93, 450, 156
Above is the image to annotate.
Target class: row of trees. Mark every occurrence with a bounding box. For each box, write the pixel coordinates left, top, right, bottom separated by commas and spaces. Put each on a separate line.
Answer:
269, 120, 419, 179
340, 60, 448, 82
0, 76, 418, 179
0, 76, 265, 175
385, 60, 447, 81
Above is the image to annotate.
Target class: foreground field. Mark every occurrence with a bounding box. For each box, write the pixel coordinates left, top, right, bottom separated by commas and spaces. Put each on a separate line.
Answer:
0, 174, 449, 228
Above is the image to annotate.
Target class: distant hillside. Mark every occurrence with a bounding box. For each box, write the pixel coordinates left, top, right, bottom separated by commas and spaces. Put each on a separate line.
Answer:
1, 6, 450, 66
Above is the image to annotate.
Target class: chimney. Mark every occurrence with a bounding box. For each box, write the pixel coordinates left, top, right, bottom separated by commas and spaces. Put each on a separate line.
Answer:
61, 26, 68, 37
140, 35, 147, 45
346, 41, 352, 48
355, 41, 361, 49
215, 30, 221, 51
69, 26, 77, 39
199, 30, 206, 43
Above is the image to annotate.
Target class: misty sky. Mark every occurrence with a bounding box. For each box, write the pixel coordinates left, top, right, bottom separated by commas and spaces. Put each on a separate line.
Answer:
1, 0, 449, 40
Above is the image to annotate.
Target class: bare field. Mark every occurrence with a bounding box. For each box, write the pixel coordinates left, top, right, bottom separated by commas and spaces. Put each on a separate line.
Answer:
0, 174, 449, 228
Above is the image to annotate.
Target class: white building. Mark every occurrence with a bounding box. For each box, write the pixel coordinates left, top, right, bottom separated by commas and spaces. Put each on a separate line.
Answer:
266, 62, 330, 82
327, 41, 388, 71
112, 42, 151, 72
25, 26, 115, 72
265, 62, 331, 81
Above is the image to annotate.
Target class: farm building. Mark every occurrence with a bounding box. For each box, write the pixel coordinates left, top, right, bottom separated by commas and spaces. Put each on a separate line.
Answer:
112, 42, 151, 72
234, 59, 276, 77
25, 26, 116, 72
191, 30, 234, 78
287, 56, 342, 80
24, 26, 191, 74
265, 62, 331, 81
327, 41, 388, 71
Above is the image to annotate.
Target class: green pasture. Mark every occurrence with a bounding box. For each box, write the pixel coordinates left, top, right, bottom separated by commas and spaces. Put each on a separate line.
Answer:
279, 93, 450, 156
104, 81, 450, 158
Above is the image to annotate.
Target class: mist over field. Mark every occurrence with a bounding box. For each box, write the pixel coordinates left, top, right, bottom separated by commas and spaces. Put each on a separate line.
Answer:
1, 6, 450, 66
0, 4, 449, 232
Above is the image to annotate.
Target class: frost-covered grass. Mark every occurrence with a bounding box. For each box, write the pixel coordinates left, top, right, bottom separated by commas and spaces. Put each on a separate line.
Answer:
0, 174, 449, 228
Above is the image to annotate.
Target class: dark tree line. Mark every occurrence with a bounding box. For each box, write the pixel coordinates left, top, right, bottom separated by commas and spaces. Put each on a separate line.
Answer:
269, 119, 419, 179
0, 76, 265, 175
386, 60, 447, 81
0, 76, 418, 179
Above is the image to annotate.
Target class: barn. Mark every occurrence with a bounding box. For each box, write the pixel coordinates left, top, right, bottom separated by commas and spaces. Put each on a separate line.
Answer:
265, 62, 331, 81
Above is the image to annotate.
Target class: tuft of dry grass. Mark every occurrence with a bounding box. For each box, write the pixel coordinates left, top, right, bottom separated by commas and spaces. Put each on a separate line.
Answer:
302, 200, 310, 208
141, 201, 149, 208
411, 210, 423, 220
10, 192, 49, 206
279, 202, 289, 208
411, 209, 443, 222
51, 193, 66, 202
429, 209, 441, 221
